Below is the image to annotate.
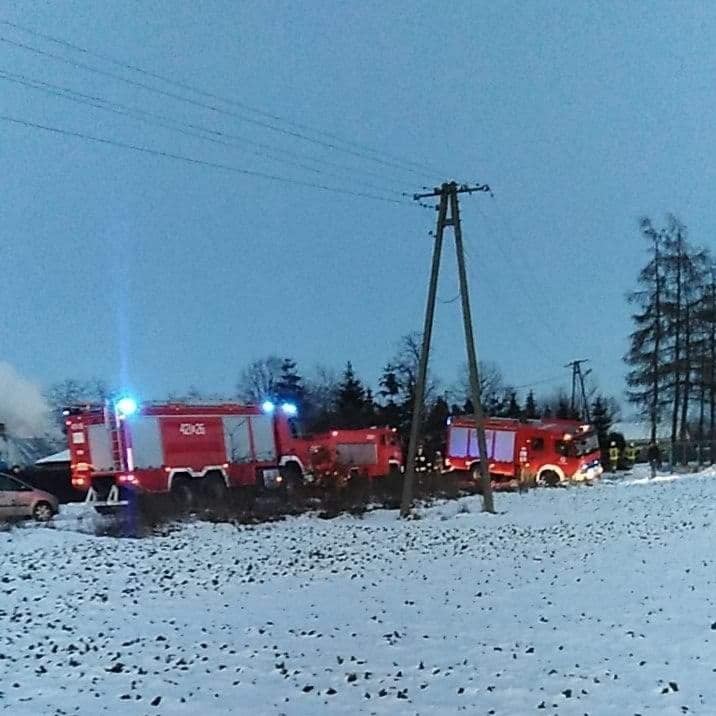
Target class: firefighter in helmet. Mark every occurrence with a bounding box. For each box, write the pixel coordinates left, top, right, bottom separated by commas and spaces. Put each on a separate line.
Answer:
415, 443, 428, 474
608, 441, 619, 474
518, 444, 530, 492
433, 449, 443, 474
625, 442, 637, 467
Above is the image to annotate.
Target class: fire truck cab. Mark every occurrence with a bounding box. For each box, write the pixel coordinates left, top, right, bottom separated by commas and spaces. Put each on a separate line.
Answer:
445, 415, 603, 487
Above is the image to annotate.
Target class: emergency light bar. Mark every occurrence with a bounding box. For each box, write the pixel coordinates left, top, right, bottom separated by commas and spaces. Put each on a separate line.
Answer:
115, 396, 139, 418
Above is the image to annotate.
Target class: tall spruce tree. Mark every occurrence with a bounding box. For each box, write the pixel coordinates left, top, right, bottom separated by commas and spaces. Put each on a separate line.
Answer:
423, 394, 451, 455
378, 363, 402, 428
524, 390, 540, 419
626, 215, 713, 461
659, 217, 709, 460
504, 391, 521, 418
556, 395, 570, 419
700, 267, 716, 461
625, 217, 666, 443
364, 388, 377, 425
275, 358, 305, 408
335, 362, 366, 428
591, 395, 614, 457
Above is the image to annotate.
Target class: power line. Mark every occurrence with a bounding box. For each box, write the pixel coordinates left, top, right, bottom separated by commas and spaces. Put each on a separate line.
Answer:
0, 113, 410, 205
511, 374, 565, 391
438, 293, 461, 304
471, 199, 570, 350
0, 61, 415, 187
0, 29, 439, 183
460, 229, 563, 367
1, 18, 450, 180
1, 18, 447, 179
0, 68, 409, 198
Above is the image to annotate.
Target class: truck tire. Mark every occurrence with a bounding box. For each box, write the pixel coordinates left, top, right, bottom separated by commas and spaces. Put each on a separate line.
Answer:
234, 486, 256, 512
541, 470, 560, 487
471, 463, 488, 494
203, 472, 228, 502
170, 476, 195, 509
280, 463, 304, 505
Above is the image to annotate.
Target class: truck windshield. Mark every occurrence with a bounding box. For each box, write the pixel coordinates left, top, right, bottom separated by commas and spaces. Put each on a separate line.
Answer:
573, 433, 599, 456
555, 433, 599, 458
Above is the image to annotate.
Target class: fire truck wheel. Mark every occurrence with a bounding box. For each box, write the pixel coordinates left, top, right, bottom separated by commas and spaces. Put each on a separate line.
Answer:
204, 473, 228, 501
234, 486, 256, 512
388, 463, 402, 479
280, 464, 304, 502
170, 477, 195, 508
470, 464, 486, 494
541, 470, 560, 487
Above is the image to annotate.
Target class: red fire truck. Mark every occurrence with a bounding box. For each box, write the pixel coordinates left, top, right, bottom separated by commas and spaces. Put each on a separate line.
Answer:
66, 397, 402, 507
444, 415, 603, 488
304, 428, 403, 484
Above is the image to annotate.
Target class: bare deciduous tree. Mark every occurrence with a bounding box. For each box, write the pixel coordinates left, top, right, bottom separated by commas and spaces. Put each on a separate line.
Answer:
236, 356, 283, 403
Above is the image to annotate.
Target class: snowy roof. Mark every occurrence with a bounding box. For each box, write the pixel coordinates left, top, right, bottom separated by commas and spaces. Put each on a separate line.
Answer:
35, 448, 70, 465
0, 435, 57, 467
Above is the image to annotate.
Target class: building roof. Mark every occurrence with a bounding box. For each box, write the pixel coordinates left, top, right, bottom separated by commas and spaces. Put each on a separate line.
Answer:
35, 448, 70, 465
0, 435, 58, 467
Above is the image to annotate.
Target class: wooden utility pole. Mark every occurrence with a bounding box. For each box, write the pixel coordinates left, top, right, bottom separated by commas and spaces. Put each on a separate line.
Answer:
565, 358, 591, 422
400, 181, 495, 517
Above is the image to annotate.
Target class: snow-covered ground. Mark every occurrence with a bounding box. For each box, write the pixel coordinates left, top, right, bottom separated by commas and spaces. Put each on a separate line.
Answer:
2, 467, 716, 715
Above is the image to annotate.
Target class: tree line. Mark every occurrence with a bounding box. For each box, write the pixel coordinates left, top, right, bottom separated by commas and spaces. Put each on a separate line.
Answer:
625, 214, 716, 460
46, 330, 619, 456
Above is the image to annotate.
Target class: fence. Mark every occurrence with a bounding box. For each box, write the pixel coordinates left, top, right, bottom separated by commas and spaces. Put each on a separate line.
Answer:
632, 440, 716, 469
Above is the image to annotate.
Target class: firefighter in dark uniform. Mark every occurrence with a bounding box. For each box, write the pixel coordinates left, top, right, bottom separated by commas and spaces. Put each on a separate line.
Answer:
433, 450, 443, 474
415, 444, 429, 475
625, 442, 637, 468
646, 441, 660, 479
518, 444, 530, 492
608, 441, 619, 474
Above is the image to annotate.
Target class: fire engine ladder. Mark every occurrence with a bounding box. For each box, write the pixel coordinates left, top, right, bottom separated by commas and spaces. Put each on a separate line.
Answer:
107, 406, 125, 473
84, 404, 129, 508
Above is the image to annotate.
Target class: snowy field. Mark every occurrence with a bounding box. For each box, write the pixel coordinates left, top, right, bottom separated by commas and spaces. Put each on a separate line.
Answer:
2, 467, 716, 715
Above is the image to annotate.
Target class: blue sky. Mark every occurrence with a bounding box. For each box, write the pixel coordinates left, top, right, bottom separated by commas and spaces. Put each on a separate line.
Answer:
2, 1, 715, 407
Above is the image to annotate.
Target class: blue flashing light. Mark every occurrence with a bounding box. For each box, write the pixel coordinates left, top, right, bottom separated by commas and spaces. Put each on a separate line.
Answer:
115, 396, 138, 417
281, 402, 298, 417
261, 400, 276, 414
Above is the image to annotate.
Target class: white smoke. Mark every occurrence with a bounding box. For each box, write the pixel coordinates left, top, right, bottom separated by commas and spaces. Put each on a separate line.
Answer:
0, 362, 54, 438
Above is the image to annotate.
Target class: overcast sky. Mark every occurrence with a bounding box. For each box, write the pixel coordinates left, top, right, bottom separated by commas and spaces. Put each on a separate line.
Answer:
2, 1, 715, 408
